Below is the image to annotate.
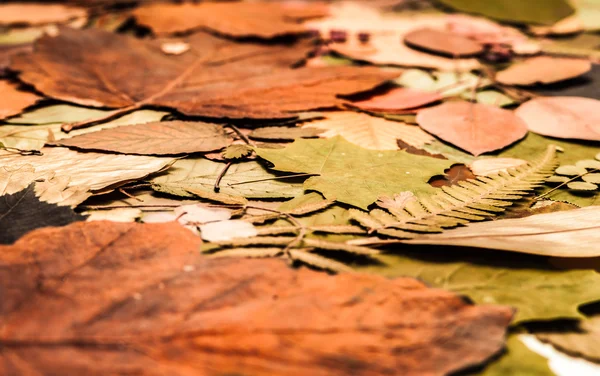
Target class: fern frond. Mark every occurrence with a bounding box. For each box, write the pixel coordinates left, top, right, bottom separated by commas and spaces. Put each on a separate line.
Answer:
351, 145, 558, 238
289, 249, 354, 272
207, 247, 283, 258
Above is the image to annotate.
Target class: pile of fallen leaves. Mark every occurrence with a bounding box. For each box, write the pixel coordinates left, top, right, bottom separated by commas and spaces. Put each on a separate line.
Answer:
1, 0, 600, 375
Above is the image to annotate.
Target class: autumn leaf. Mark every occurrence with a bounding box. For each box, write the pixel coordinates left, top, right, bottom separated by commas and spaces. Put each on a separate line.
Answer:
496, 57, 591, 86
515, 96, 600, 141
0, 3, 86, 26
0, 81, 40, 120
365, 252, 600, 323
0, 220, 514, 376
474, 335, 554, 376
0, 184, 85, 244
0, 147, 174, 192
133, 1, 329, 38
416, 102, 528, 156
255, 136, 452, 209
249, 126, 324, 141
537, 315, 600, 363
151, 158, 304, 199
54, 121, 231, 155
470, 158, 528, 176
406, 206, 600, 257
351, 87, 444, 112
11, 28, 396, 128
302, 111, 435, 150
429, 164, 476, 187
404, 27, 484, 57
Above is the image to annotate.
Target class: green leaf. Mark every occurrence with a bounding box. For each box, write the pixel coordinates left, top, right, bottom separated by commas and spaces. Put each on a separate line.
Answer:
436, 0, 574, 25
473, 335, 553, 376
151, 159, 304, 199
255, 136, 452, 209
362, 252, 600, 323
222, 144, 253, 160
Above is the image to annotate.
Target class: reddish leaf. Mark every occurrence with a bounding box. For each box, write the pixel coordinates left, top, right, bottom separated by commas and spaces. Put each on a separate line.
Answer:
0, 44, 32, 75
416, 102, 528, 156
133, 1, 329, 38
352, 87, 443, 112
404, 28, 484, 57
515, 96, 600, 141
54, 121, 230, 155
429, 164, 476, 187
0, 81, 40, 120
496, 56, 591, 86
11, 28, 396, 128
0, 220, 514, 376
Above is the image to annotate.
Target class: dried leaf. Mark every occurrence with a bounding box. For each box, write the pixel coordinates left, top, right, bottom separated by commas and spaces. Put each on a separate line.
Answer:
84, 207, 142, 222
470, 158, 528, 176
0, 3, 86, 26
0, 185, 85, 244
288, 248, 354, 272
397, 69, 491, 99
404, 27, 484, 57
437, 0, 574, 25
0, 147, 174, 192
305, 3, 480, 70
200, 220, 258, 242
567, 181, 597, 190
54, 121, 230, 155
416, 102, 528, 156
0, 221, 514, 376
0, 81, 40, 120
476, 336, 554, 376
351, 87, 444, 112
304, 111, 435, 149
516, 96, 600, 141
366, 253, 600, 323
222, 144, 253, 159
407, 206, 600, 257
151, 158, 304, 199
11, 28, 395, 121
429, 164, 477, 187
133, 1, 328, 38
537, 315, 600, 363
160, 41, 189, 55
249, 126, 323, 141
496, 57, 591, 86
255, 136, 452, 209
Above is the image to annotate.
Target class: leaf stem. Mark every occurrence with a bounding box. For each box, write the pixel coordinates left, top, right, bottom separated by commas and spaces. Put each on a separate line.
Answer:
61, 103, 142, 132
535, 168, 599, 200
227, 173, 319, 186
214, 161, 233, 192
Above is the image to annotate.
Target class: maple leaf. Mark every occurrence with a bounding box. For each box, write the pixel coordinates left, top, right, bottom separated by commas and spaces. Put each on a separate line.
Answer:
54, 121, 231, 155
301, 112, 435, 150
0, 220, 514, 376
0, 185, 85, 244
365, 252, 600, 323
11, 28, 397, 130
255, 136, 452, 209
133, 1, 329, 38
0, 81, 40, 120
416, 102, 529, 156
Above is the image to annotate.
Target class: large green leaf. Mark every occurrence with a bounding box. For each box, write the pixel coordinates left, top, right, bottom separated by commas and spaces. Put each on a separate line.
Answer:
151, 159, 304, 199
436, 0, 574, 25
362, 252, 600, 323
255, 136, 452, 209
473, 335, 553, 376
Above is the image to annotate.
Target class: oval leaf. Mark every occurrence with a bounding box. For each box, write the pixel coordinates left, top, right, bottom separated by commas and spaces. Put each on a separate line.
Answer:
496, 57, 591, 86
404, 28, 484, 57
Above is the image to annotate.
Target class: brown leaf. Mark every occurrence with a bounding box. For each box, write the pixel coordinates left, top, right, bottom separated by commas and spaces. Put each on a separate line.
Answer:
351, 87, 444, 112
515, 96, 600, 141
429, 164, 476, 187
54, 121, 230, 155
11, 28, 396, 126
0, 3, 86, 26
416, 102, 528, 156
496, 56, 591, 86
0, 81, 40, 120
0, 44, 32, 75
133, 1, 329, 38
0, 220, 514, 376
404, 28, 484, 57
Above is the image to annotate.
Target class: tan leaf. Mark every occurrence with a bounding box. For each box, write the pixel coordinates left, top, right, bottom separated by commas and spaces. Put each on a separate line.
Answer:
529, 14, 584, 35
416, 102, 528, 156
133, 1, 329, 38
351, 87, 443, 112
496, 57, 591, 86
0, 220, 514, 376
54, 121, 230, 155
404, 27, 484, 57
0, 164, 38, 195
0, 81, 40, 120
200, 220, 258, 242
304, 3, 480, 70
84, 208, 142, 222
406, 206, 600, 257
0, 147, 174, 192
305, 111, 434, 150
470, 158, 528, 176
34, 176, 91, 207
515, 96, 600, 141
0, 3, 86, 26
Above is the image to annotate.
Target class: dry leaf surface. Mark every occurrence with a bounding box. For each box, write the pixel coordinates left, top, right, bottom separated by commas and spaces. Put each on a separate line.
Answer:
11, 28, 396, 120
0, 220, 514, 376
0, 4, 86, 25
0, 81, 40, 120
352, 87, 443, 112
416, 102, 528, 156
496, 57, 591, 86
133, 1, 329, 38
404, 27, 484, 57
